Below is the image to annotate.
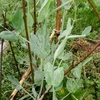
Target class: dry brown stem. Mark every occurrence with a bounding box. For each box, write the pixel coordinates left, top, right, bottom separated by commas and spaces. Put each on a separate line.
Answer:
87, 0, 100, 21
33, 0, 37, 34
9, 67, 31, 100
64, 41, 100, 75
56, 0, 61, 42
39, 86, 52, 100
22, 0, 34, 81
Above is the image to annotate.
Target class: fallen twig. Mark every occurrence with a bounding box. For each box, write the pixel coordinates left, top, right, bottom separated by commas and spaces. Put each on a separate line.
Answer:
64, 41, 100, 75
9, 66, 31, 100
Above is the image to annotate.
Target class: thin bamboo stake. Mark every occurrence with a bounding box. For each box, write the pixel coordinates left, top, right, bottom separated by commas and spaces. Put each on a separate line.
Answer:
56, 0, 61, 42
0, 39, 4, 100
33, 0, 37, 34
0, 13, 5, 100
22, 0, 34, 81
56, 0, 61, 31
9, 66, 31, 100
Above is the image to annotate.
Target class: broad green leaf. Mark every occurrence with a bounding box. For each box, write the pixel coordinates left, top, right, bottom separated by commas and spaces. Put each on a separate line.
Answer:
82, 26, 92, 35
8, 75, 22, 90
54, 67, 64, 87
0, 31, 18, 41
34, 70, 44, 86
30, 25, 50, 59
66, 78, 83, 93
8, 75, 19, 86
62, 63, 69, 71
37, 25, 50, 55
38, 0, 52, 22
72, 63, 82, 79
11, 10, 24, 32
44, 62, 54, 86
27, 13, 33, 27
30, 34, 48, 59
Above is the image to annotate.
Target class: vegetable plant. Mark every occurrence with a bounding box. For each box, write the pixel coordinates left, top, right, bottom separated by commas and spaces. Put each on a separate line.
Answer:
0, 0, 100, 100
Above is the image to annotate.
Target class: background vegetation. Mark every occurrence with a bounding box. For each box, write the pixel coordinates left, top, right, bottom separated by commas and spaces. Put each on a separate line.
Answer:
0, 0, 100, 100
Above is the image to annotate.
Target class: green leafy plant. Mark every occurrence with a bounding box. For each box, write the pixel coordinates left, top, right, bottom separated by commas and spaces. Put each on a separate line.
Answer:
8, 17, 92, 100
1, 0, 100, 100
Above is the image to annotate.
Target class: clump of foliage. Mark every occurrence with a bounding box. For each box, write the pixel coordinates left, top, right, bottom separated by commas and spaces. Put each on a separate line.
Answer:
0, 0, 100, 100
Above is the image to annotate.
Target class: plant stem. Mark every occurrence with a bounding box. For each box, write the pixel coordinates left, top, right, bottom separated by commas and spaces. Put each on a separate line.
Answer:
9, 66, 31, 100
56, 0, 61, 42
38, 78, 44, 99
9, 42, 21, 78
22, 0, 34, 81
0, 12, 6, 100
22, 87, 35, 99
87, 0, 100, 21
33, 0, 37, 34
53, 86, 55, 100
56, 0, 61, 31
61, 93, 70, 100
39, 86, 52, 100
0, 39, 4, 100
